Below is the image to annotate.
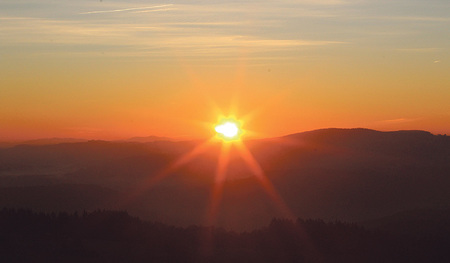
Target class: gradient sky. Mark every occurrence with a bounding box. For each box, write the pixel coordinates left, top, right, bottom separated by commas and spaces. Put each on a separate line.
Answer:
1, 0, 449, 140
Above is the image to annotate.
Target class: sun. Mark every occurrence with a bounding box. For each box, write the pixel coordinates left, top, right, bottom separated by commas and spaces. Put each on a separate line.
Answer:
130, 110, 292, 230
215, 122, 238, 137
214, 118, 242, 141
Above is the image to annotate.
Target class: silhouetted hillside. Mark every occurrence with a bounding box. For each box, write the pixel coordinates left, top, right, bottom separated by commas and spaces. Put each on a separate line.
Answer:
0, 138, 88, 148
0, 184, 121, 212
123, 135, 177, 143
0, 140, 177, 176
363, 208, 450, 236
0, 128, 449, 229
1, 208, 449, 263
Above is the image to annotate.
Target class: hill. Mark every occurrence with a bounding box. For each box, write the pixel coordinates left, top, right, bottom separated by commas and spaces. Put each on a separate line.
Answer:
0, 128, 449, 230
1, 208, 449, 263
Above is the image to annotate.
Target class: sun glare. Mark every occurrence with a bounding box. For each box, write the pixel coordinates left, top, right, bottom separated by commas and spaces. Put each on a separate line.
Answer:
127, 111, 291, 232
214, 118, 242, 141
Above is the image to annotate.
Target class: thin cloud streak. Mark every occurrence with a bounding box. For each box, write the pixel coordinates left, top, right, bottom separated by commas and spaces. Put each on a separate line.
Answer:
396, 48, 442, 53
347, 15, 450, 22
1, 0, 445, 61
388, 16, 450, 22
132, 8, 177, 14
79, 4, 173, 15
0, 16, 344, 58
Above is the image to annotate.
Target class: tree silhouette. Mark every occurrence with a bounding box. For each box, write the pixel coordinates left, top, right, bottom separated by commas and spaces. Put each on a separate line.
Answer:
1, 208, 449, 262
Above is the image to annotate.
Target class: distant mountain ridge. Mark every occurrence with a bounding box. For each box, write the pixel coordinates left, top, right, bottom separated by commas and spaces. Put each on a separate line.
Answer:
0, 138, 88, 148
1, 128, 442, 147
0, 128, 449, 230
0, 135, 182, 148
121, 135, 179, 143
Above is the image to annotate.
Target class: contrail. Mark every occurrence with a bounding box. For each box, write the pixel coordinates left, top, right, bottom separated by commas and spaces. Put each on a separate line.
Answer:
132, 8, 175, 13
79, 4, 173, 15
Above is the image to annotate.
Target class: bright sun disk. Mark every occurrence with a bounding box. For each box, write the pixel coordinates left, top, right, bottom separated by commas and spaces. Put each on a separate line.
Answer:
214, 119, 241, 140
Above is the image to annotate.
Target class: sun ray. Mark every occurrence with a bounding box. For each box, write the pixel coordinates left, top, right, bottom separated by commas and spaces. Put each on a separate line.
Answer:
161, 138, 215, 177
120, 138, 215, 207
206, 142, 231, 226
233, 139, 322, 258
234, 140, 294, 218
145, 139, 213, 187
198, 141, 233, 260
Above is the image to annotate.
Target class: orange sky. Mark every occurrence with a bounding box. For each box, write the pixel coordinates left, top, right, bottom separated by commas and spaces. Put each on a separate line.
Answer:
1, 1, 449, 141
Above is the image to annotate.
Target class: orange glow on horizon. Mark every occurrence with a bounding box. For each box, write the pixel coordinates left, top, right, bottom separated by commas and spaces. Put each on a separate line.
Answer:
117, 106, 295, 227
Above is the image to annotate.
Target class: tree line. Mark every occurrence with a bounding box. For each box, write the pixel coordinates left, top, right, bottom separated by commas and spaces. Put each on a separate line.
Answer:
1, 208, 449, 262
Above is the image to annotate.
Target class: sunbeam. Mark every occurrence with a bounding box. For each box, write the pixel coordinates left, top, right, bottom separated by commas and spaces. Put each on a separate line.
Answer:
234, 141, 294, 219
206, 142, 231, 226
120, 138, 215, 207
120, 108, 295, 229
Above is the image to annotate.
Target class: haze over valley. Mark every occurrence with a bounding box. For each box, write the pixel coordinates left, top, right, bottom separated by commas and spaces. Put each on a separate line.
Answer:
1, 128, 449, 230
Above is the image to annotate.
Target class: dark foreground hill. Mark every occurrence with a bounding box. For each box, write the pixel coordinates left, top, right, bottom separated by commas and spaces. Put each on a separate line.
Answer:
2, 208, 450, 263
0, 128, 449, 230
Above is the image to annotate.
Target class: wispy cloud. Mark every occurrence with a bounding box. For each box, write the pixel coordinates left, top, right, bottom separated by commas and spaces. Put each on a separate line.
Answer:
345, 15, 450, 22
79, 4, 174, 15
4, 0, 446, 61
276, 0, 350, 5
132, 8, 176, 14
148, 35, 345, 55
0, 5, 345, 58
387, 16, 450, 22
396, 48, 442, 53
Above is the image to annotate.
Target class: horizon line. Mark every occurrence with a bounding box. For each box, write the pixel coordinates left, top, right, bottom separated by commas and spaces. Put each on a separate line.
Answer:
1, 127, 446, 145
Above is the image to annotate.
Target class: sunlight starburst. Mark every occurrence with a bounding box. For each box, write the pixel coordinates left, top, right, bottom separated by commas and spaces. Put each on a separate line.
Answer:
214, 117, 242, 141
122, 107, 293, 231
